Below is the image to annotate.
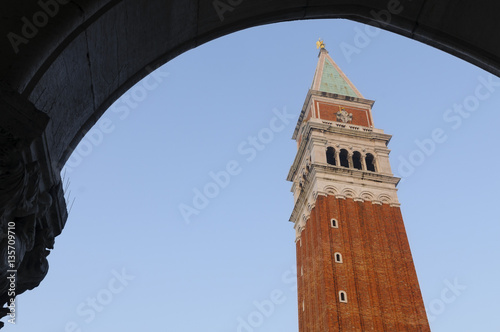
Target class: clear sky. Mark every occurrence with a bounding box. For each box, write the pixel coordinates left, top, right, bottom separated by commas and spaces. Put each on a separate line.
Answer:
8, 18, 500, 331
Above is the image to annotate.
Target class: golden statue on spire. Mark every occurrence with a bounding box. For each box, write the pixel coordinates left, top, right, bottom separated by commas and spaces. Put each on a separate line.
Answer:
316, 39, 325, 49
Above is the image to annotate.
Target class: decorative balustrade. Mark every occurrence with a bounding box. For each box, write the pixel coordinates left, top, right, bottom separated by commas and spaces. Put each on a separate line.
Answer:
321, 120, 373, 132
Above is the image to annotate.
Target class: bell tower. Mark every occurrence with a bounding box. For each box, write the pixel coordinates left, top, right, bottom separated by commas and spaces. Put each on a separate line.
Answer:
287, 44, 430, 331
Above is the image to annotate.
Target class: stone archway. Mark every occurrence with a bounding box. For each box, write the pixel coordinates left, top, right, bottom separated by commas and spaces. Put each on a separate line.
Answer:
1, 0, 499, 326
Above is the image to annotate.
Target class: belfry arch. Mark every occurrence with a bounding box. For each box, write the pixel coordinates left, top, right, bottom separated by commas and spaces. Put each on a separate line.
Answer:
1, 0, 500, 326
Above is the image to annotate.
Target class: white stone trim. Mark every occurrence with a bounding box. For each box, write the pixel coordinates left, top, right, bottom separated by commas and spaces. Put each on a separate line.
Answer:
290, 165, 401, 237
339, 291, 348, 303
334, 252, 343, 263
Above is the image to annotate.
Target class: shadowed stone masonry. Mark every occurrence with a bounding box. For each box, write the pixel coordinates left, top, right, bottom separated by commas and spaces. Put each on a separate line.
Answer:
0, 0, 498, 327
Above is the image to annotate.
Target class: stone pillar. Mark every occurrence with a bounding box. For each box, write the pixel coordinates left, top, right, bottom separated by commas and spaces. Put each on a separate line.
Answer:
310, 140, 328, 164
361, 153, 367, 171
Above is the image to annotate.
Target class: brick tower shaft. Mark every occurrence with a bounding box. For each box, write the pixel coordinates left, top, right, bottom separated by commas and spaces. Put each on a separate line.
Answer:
287, 45, 430, 331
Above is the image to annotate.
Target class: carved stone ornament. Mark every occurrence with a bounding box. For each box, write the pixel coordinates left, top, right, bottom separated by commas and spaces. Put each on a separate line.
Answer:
0, 85, 69, 328
0, 131, 57, 327
336, 108, 353, 123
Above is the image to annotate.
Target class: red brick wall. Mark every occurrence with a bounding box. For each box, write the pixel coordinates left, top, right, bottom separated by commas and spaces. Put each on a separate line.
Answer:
315, 101, 373, 127
296, 195, 430, 331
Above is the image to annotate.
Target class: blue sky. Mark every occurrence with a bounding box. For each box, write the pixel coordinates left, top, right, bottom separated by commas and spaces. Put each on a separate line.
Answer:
8, 19, 500, 331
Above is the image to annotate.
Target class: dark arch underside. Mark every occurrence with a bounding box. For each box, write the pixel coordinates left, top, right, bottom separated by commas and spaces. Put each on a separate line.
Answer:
1, 0, 499, 169
1, 1, 500, 324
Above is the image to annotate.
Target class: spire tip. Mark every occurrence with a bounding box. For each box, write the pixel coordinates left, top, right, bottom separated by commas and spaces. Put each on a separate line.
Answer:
316, 39, 326, 50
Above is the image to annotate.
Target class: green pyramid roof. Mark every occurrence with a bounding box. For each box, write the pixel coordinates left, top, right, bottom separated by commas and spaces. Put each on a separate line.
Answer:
320, 58, 358, 96
311, 48, 363, 98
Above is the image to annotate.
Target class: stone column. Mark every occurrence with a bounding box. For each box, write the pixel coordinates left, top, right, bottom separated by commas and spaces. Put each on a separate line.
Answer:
361, 153, 367, 171
310, 140, 327, 164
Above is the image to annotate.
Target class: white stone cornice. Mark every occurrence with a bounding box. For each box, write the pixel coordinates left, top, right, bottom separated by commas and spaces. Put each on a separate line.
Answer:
310, 92, 374, 109
314, 163, 400, 185
289, 163, 400, 226
309, 118, 392, 141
